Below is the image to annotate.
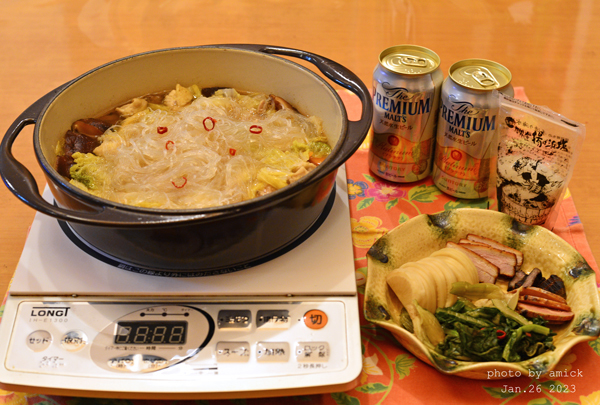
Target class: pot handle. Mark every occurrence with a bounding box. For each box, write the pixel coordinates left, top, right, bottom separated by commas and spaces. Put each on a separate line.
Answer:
224, 44, 373, 157
0, 87, 211, 226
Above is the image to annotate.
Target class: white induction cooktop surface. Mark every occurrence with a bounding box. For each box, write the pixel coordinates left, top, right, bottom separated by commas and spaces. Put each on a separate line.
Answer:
10, 168, 356, 297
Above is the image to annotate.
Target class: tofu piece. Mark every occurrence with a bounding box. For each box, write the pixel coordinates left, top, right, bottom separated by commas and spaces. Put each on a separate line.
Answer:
164, 84, 193, 110
116, 98, 148, 117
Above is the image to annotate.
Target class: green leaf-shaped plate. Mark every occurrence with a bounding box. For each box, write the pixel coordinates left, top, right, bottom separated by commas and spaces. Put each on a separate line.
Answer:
364, 208, 600, 379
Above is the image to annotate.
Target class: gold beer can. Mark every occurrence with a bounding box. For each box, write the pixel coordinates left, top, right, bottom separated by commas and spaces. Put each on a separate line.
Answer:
432, 59, 513, 198
369, 45, 443, 182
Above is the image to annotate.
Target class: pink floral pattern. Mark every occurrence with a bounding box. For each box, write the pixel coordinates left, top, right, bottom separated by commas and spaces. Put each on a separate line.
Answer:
365, 181, 407, 202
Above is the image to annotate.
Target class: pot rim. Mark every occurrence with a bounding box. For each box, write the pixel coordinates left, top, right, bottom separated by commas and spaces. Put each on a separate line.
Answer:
35, 45, 351, 216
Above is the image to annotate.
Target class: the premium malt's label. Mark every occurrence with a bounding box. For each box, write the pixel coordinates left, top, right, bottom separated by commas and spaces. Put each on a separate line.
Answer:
370, 45, 442, 183
432, 96, 498, 197
432, 59, 513, 198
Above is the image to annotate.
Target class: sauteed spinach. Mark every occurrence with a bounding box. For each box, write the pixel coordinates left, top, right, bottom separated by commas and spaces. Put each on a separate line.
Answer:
435, 299, 555, 362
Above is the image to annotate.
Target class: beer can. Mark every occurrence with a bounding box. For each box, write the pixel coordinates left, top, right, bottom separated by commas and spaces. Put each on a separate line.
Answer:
369, 45, 443, 182
432, 59, 513, 199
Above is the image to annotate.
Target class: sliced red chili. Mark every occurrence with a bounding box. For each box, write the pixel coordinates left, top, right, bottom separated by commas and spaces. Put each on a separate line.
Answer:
203, 117, 217, 131
229, 148, 236, 156
171, 177, 187, 188
157, 126, 168, 134
496, 329, 507, 339
165, 140, 174, 150
249, 125, 262, 134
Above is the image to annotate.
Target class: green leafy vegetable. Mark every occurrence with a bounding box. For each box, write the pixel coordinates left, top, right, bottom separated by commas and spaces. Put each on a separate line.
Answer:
70, 152, 106, 190
491, 298, 531, 326
502, 324, 553, 362
309, 141, 332, 158
435, 300, 555, 362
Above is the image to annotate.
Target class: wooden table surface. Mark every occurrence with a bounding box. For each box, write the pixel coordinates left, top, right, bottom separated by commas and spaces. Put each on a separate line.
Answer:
1, 0, 599, 297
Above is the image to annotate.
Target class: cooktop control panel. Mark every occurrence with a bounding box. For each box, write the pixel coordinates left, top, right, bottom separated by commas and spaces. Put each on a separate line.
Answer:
5, 299, 353, 381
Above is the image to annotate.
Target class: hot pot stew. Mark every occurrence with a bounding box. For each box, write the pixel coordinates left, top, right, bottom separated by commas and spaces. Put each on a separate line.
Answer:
56, 85, 332, 209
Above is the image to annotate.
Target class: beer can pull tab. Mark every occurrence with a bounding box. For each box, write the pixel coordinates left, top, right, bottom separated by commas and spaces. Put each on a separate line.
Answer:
465, 67, 499, 88
399, 54, 428, 68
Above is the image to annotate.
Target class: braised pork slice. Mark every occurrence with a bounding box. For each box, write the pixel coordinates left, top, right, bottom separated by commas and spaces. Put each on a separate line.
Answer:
458, 241, 517, 277
519, 295, 571, 311
521, 286, 567, 304
477, 269, 498, 284
466, 234, 523, 269
446, 241, 499, 283
517, 302, 574, 323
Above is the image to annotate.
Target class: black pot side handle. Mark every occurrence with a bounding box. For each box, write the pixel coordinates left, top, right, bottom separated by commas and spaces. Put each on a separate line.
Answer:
1, 45, 372, 227
0, 86, 212, 226
222, 44, 373, 158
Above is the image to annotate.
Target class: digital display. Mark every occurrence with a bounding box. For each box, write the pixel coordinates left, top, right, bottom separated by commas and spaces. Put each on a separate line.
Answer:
114, 321, 187, 345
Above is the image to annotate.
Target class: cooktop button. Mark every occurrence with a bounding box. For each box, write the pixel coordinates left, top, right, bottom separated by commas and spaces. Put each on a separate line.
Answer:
303, 309, 328, 329
61, 330, 87, 352
217, 310, 252, 329
295, 342, 330, 362
216, 342, 250, 362
26, 330, 52, 352
256, 342, 290, 362
256, 310, 290, 329
107, 354, 168, 372
140, 355, 169, 371
107, 355, 136, 371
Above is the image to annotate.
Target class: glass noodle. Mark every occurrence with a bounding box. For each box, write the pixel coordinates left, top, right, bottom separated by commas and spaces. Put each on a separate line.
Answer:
66, 88, 329, 209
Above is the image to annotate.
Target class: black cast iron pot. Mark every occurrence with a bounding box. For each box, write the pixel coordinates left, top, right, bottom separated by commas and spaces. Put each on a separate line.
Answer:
0, 44, 372, 276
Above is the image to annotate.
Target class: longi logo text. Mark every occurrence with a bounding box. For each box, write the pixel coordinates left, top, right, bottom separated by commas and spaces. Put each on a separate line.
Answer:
31, 307, 70, 317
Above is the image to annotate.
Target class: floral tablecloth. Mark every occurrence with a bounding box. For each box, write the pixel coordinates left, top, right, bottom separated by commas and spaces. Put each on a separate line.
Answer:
1, 88, 599, 405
